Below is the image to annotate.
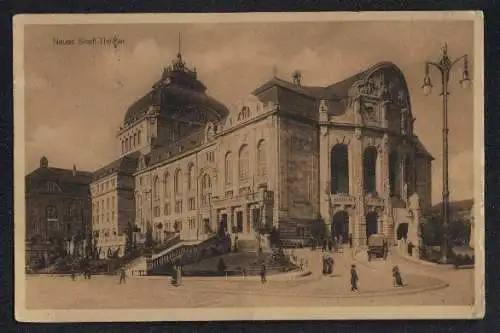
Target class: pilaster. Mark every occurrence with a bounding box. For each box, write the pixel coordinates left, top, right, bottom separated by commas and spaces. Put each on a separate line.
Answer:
352, 125, 366, 246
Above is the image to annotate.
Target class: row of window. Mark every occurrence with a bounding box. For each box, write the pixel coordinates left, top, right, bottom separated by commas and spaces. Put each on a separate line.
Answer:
121, 130, 142, 153
92, 179, 116, 195
149, 166, 212, 200
225, 140, 267, 186
146, 197, 199, 219
92, 211, 115, 226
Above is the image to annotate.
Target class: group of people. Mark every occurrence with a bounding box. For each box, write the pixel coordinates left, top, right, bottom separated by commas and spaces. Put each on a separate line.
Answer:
311, 234, 353, 253
70, 267, 92, 281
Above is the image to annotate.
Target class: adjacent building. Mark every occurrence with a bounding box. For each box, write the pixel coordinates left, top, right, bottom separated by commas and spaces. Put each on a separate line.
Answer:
25, 157, 93, 264
90, 49, 433, 258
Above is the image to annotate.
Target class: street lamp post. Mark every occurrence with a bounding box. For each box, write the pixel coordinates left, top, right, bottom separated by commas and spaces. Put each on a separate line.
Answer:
422, 43, 471, 264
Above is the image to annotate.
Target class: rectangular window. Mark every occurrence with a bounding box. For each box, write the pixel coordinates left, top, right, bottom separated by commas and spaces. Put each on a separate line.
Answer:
175, 200, 183, 214
164, 203, 171, 216
111, 211, 115, 221
188, 198, 196, 211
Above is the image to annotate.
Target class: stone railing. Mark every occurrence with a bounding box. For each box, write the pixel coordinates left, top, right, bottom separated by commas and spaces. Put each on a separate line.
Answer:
365, 194, 385, 207
147, 233, 230, 274
330, 193, 355, 205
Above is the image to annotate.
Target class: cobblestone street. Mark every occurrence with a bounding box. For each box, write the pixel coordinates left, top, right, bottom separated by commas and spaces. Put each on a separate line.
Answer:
25, 248, 475, 310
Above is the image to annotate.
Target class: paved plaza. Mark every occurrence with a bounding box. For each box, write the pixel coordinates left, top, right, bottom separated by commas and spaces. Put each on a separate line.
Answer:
25, 248, 475, 309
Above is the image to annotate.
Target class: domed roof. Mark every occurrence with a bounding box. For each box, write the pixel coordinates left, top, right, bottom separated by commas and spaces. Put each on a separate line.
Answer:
123, 53, 229, 126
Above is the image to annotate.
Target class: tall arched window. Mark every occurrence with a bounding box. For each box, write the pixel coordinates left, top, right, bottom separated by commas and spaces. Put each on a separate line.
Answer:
239, 145, 249, 181
225, 152, 233, 185
163, 172, 170, 198
125, 138, 129, 151
121, 140, 125, 153
134, 133, 137, 146
331, 144, 349, 194
137, 130, 142, 145
187, 164, 195, 191
363, 146, 378, 194
257, 139, 267, 177
153, 176, 160, 199
202, 173, 211, 191
174, 169, 183, 194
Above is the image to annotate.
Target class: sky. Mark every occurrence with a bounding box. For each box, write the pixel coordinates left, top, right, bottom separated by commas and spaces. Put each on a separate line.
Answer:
23, 19, 476, 204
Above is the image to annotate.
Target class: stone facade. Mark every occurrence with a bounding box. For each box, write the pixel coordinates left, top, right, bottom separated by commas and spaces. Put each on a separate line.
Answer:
90, 54, 433, 257
25, 157, 92, 263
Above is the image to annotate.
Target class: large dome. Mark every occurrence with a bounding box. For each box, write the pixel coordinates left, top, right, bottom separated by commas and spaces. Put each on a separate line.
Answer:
123, 53, 229, 127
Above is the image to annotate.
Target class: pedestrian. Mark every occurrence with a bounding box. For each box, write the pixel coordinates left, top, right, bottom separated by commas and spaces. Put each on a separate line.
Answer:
260, 261, 267, 284
322, 252, 328, 275
119, 267, 126, 284
328, 238, 333, 252
392, 266, 404, 287
350, 264, 359, 292
349, 233, 353, 248
70, 267, 76, 281
328, 255, 334, 275
322, 238, 327, 252
334, 236, 339, 252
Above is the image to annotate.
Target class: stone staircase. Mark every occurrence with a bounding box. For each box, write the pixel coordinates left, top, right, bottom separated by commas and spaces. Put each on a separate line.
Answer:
147, 233, 231, 275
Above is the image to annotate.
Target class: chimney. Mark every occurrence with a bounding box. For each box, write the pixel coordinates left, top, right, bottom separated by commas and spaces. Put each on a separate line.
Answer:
73, 165, 77, 176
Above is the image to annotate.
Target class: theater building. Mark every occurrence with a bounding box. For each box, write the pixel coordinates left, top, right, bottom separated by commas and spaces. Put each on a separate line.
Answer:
90, 50, 432, 258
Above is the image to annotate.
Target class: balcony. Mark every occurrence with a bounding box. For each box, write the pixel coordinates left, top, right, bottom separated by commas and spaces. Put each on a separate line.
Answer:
330, 193, 355, 206
365, 193, 385, 207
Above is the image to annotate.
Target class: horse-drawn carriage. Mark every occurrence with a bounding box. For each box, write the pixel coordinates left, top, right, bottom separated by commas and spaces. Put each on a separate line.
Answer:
367, 234, 387, 261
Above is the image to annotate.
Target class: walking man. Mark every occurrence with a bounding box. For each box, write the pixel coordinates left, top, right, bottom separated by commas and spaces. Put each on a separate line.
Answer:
348, 233, 353, 248
119, 267, 126, 284
350, 264, 359, 292
260, 261, 267, 284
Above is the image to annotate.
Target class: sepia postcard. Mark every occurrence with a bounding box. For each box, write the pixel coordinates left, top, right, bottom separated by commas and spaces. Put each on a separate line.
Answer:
13, 11, 485, 322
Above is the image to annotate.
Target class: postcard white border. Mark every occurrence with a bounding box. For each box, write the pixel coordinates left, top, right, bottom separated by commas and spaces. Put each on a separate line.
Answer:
13, 11, 485, 322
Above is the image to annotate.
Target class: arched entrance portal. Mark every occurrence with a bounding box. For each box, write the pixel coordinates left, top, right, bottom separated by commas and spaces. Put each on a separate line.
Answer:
331, 211, 349, 244
396, 222, 409, 240
365, 212, 379, 238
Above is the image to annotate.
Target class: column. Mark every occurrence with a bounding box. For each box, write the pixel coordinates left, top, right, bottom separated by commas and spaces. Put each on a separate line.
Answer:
381, 133, 394, 242
352, 126, 366, 246
243, 205, 249, 234
319, 113, 330, 226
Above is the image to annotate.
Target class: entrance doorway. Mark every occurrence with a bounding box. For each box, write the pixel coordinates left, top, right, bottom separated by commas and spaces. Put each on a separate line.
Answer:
236, 211, 243, 233
252, 208, 261, 231
332, 211, 349, 244
396, 222, 409, 240
203, 219, 210, 234
365, 212, 378, 238
219, 214, 228, 233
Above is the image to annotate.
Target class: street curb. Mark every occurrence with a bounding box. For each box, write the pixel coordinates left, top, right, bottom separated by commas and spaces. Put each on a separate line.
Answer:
393, 248, 469, 269
171, 280, 450, 299
128, 269, 313, 282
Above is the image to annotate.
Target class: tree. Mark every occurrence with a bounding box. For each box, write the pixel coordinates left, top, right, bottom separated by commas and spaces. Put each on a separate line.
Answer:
421, 213, 443, 246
